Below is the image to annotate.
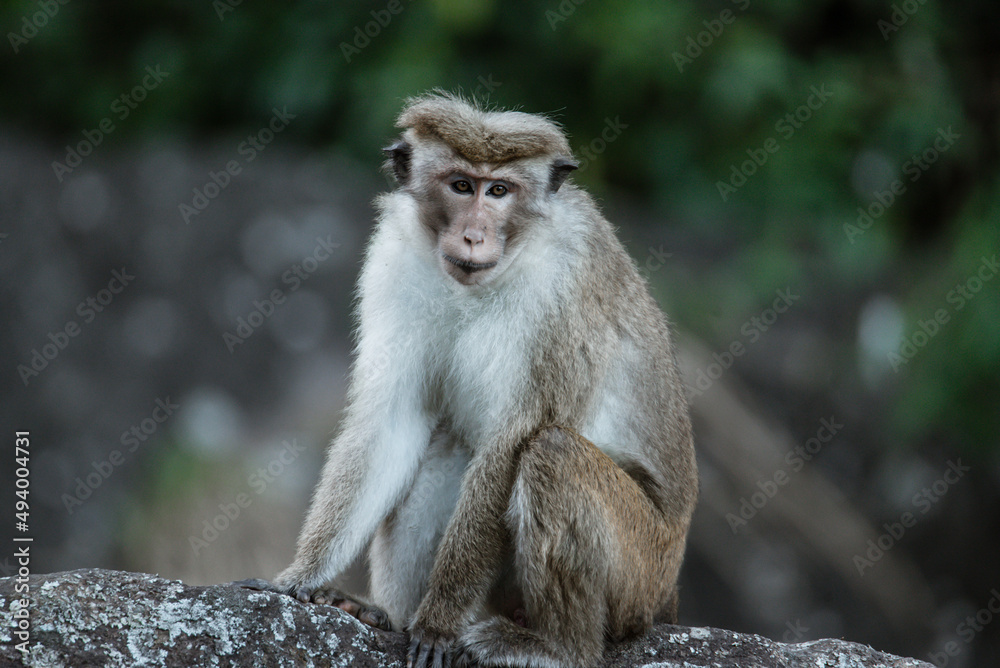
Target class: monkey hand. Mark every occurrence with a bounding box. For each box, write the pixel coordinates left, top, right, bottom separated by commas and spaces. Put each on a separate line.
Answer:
407, 621, 458, 668
230, 578, 391, 631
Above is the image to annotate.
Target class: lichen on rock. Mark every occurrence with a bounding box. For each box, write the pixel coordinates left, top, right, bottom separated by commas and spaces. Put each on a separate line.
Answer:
1, 569, 932, 668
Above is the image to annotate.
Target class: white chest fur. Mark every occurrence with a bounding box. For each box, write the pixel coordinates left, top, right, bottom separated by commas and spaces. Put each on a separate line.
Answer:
359, 205, 547, 448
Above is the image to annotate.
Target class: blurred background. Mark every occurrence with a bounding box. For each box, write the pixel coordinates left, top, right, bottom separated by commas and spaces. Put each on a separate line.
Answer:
1, 0, 998, 665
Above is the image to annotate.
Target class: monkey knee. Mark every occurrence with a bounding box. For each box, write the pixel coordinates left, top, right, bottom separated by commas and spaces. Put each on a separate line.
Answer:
512, 428, 594, 524
511, 455, 614, 584
520, 426, 591, 474
527, 425, 579, 452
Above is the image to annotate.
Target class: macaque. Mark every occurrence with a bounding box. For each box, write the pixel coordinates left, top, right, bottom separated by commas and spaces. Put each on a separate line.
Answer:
238, 92, 698, 668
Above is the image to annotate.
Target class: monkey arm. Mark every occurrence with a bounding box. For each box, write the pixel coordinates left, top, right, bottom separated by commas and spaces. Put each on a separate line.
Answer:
277, 329, 436, 593
407, 427, 525, 665
277, 414, 431, 592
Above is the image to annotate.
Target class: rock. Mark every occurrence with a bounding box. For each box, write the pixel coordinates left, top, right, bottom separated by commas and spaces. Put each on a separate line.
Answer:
0, 569, 932, 667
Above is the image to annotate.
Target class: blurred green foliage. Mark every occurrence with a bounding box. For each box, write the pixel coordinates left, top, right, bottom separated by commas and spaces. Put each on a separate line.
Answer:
3, 0, 997, 452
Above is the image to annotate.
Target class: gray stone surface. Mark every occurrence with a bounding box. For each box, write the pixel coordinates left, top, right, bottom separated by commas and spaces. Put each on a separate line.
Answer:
0, 569, 933, 667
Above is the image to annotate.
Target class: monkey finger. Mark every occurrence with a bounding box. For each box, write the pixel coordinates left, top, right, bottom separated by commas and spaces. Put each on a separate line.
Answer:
406, 637, 420, 668
309, 588, 391, 630
409, 636, 433, 668
444, 645, 455, 668
434, 636, 454, 668
358, 607, 391, 631
313, 587, 356, 606
335, 599, 361, 614
312, 591, 339, 606
417, 641, 433, 668
230, 578, 304, 601
407, 636, 418, 667
230, 579, 330, 610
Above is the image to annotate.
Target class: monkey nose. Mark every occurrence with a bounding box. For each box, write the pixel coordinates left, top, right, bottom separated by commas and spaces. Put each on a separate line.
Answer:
463, 228, 485, 246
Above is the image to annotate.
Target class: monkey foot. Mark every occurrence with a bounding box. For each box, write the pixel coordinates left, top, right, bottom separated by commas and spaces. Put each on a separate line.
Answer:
230, 578, 391, 631
408, 626, 457, 668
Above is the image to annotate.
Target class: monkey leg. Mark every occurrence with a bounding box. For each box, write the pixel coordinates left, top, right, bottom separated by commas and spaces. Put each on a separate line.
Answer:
369, 430, 469, 631
456, 426, 681, 668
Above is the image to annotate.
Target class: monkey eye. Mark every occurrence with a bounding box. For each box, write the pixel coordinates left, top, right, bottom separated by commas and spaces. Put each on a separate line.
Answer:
487, 184, 508, 198
452, 180, 473, 194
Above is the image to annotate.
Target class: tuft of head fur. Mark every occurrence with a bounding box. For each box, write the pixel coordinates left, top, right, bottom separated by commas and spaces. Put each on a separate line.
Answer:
396, 91, 572, 164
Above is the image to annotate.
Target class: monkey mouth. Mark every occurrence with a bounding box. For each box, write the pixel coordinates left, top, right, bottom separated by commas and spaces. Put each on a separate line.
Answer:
443, 255, 498, 273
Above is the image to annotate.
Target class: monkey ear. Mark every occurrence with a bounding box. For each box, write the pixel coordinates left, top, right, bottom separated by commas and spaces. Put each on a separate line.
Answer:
548, 156, 578, 193
383, 140, 412, 184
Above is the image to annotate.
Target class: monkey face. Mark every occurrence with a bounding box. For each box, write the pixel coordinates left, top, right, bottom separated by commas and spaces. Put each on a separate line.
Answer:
432, 171, 517, 286
383, 116, 578, 288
